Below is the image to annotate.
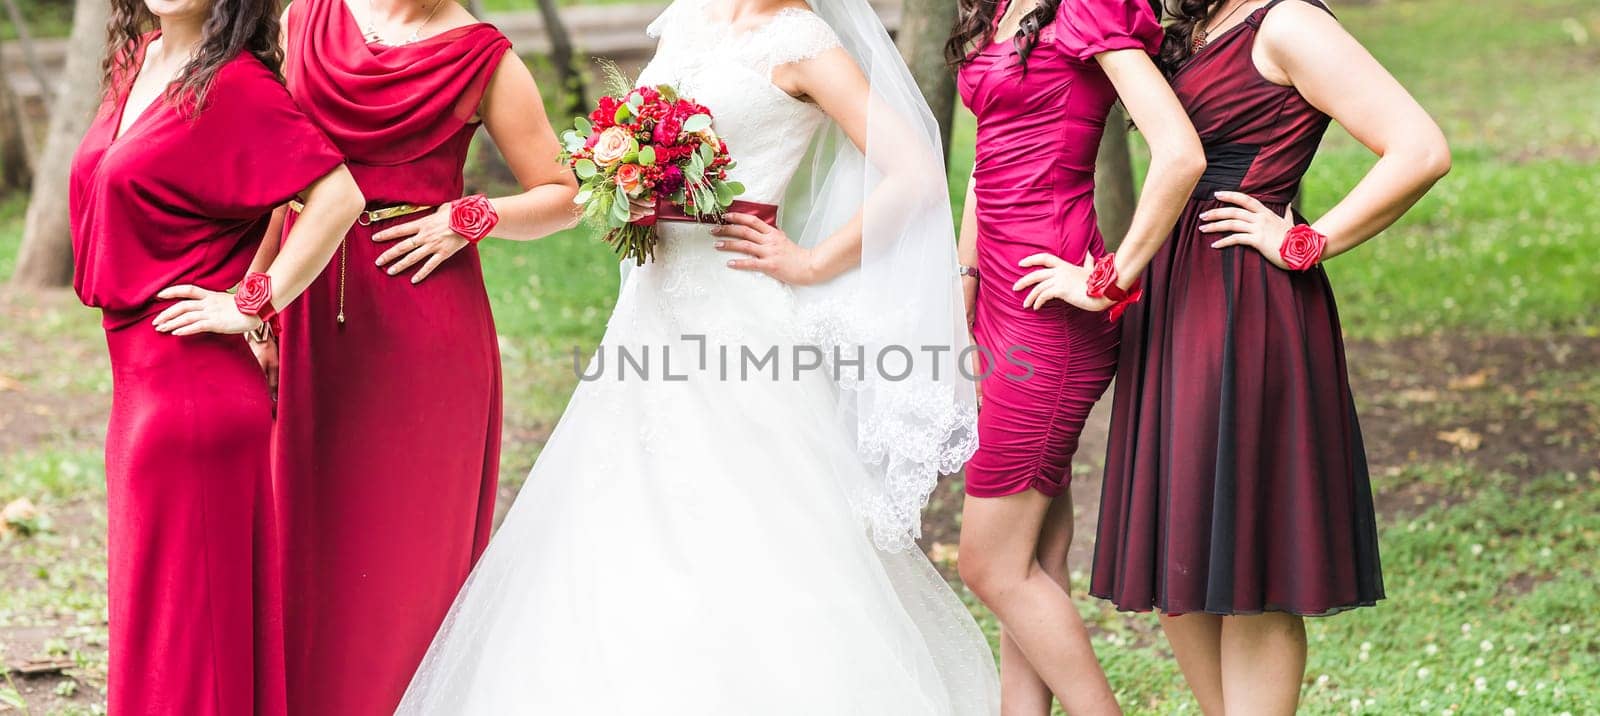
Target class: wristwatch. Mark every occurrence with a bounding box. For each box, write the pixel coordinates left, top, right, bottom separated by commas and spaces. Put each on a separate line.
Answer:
958, 265, 980, 279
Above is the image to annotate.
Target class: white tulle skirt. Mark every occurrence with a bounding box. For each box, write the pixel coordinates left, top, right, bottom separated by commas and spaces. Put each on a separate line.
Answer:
397, 227, 1000, 715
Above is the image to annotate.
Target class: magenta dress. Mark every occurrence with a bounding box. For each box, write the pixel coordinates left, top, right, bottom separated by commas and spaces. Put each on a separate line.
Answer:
956, 0, 1162, 498
1091, 0, 1383, 616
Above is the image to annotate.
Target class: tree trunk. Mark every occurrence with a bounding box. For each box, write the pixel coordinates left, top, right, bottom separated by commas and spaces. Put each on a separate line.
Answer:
0, 39, 36, 190
1, 0, 52, 112
1094, 105, 1136, 250
9, 0, 106, 289
536, 0, 587, 118
895, 0, 959, 159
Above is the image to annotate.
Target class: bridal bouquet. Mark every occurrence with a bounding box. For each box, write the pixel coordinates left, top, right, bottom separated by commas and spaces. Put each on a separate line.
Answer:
560, 76, 744, 265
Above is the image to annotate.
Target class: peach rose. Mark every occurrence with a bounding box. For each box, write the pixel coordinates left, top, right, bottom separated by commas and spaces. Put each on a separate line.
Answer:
592, 126, 631, 168
617, 163, 647, 198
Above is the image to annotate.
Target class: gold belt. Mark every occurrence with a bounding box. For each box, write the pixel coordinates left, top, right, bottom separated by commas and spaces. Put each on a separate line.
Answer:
286, 200, 434, 324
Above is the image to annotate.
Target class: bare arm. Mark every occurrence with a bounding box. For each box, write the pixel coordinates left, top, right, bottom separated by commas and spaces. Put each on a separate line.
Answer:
715, 46, 944, 286
1203, 3, 1449, 263
957, 169, 979, 327
1097, 49, 1205, 285
1015, 49, 1204, 310
373, 51, 581, 282
154, 166, 365, 335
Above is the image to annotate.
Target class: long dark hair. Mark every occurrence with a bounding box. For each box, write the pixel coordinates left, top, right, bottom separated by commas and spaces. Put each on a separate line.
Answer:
103, 0, 285, 113
946, 0, 1165, 71
1158, 0, 1228, 76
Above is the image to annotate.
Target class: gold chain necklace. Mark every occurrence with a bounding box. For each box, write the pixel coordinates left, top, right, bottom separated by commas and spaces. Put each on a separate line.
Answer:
1191, 0, 1251, 53
363, 0, 443, 45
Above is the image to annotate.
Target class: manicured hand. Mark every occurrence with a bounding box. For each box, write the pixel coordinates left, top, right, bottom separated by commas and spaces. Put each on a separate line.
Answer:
152, 285, 263, 336
373, 205, 469, 284
1012, 252, 1115, 312
628, 197, 655, 223
1201, 190, 1296, 270
712, 212, 819, 286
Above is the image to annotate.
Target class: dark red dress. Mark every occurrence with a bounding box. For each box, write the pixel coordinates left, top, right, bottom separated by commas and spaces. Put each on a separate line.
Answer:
1090, 0, 1384, 616
274, 0, 511, 712
69, 45, 342, 714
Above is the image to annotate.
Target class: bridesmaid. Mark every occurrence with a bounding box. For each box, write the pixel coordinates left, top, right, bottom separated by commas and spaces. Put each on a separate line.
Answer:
262, 0, 579, 712
68, 0, 362, 712
1091, 0, 1449, 713
947, 0, 1202, 712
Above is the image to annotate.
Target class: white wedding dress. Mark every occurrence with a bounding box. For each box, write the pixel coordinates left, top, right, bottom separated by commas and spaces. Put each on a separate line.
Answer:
397, 3, 1000, 714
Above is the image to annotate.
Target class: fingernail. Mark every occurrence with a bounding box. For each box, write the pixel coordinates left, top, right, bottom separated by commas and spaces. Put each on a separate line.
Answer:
388, 268, 398, 275
714, 242, 724, 248
1213, 191, 1222, 198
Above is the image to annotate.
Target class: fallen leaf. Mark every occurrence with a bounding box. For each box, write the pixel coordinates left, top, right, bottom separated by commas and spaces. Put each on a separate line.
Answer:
1, 498, 40, 537
0, 374, 21, 392
1436, 428, 1483, 452
1397, 389, 1439, 403
927, 542, 958, 566
1447, 370, 1491, 391
7, 657, 74, 676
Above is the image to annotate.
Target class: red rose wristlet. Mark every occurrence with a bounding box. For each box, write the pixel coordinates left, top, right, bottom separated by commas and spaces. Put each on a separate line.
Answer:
234, 271, 278, 332
1085, 253, 1143, 321
450, 194, 499, 243
1280, 224, 1328, 271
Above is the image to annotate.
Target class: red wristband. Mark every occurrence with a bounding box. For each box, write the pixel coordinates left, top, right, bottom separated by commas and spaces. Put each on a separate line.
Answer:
1085, 252, 1143, 321
449, 194, 499, 243
1280, 224, 1327, 271
234, 272, 277, 324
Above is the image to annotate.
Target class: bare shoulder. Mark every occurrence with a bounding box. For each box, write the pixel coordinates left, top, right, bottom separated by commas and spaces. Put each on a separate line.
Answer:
1254, 0, 1352, 84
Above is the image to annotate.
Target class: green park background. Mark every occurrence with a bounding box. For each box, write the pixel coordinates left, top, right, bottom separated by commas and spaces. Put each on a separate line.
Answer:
1, 0, 1597, 713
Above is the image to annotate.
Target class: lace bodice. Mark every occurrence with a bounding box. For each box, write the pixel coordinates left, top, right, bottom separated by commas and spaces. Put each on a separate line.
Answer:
638, 0, 841, 204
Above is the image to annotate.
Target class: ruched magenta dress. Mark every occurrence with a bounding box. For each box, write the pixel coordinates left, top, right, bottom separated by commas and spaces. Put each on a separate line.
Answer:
70, 43, 342, 715
956, 0, 1162, 498
274, 1, 512, 712
1091, 0, 1383, 616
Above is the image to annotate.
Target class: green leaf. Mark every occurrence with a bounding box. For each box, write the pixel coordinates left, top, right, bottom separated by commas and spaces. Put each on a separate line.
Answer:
614, 104, 632, 123
637, 145, 657, 166
574, 116, 592, 134
714, 180, 734, 206
724, 181, 746, 197
573, 187, 593, 205
575, 159, 597, 179
697, 141, 715, 163
657, 84, 678, 102
612, 183, 631, 223
682, 114, 712, 133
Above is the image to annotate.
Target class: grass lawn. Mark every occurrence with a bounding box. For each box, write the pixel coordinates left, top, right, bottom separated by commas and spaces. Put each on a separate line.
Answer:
2, 0, 1598, 713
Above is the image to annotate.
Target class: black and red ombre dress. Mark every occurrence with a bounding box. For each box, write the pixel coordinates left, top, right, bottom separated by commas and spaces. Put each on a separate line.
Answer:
1090, 0, 1383, 616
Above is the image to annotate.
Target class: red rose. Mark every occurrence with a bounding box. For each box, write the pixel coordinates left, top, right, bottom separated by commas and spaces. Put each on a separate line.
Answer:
1085, 253, 1120, 299
234, 271, 273, 318
450, 194, 499, 244
1279, 224, 1327, 271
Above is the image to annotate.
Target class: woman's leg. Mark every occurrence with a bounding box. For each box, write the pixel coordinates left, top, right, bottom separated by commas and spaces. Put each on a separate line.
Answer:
1160, 613, 1225, 716
997, 494, 1078, 716
1219, 613, 1307, 715
960, 490, 1119, 716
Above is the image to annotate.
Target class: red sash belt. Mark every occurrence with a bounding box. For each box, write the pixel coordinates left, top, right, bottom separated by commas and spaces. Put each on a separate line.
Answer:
652, 199, 778, 226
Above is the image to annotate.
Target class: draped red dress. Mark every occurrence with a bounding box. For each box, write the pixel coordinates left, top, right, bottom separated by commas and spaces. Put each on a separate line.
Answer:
69, 44, 342, 715
274, 1, 511, 712
956, 0, 1162, 498
1091, 0, 1384, 616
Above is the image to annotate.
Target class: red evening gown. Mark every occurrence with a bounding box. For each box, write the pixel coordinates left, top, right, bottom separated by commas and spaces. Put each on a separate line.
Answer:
1091, 0, 1384, 616
274, 0, 512, 712
955, 0, 1162, 498
69, 44, 342, 714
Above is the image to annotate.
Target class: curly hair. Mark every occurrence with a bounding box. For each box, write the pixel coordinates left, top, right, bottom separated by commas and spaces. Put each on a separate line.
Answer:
103, 0, 285, 114
1158, 0, 1229, 76
946, 0, 1165, 72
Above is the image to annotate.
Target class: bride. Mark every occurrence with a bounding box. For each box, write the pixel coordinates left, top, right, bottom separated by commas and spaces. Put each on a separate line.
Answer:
397, 0, 999, 712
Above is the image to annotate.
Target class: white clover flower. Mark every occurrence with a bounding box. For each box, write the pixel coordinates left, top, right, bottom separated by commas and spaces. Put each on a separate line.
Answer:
1425, 643, 1439, 655
1506, 679, 1519, 691
1470, 543, 1484, 556
1558, 624, 1572, 635
1461, 623, 1472, 634
1480, 639, 1494, 652
1418, 667, 1432, 679
1475, 677, 1488, 692
1475, 657, 1486, 667
1317, 674, 1330, 686
1503, 709, 1515, 716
